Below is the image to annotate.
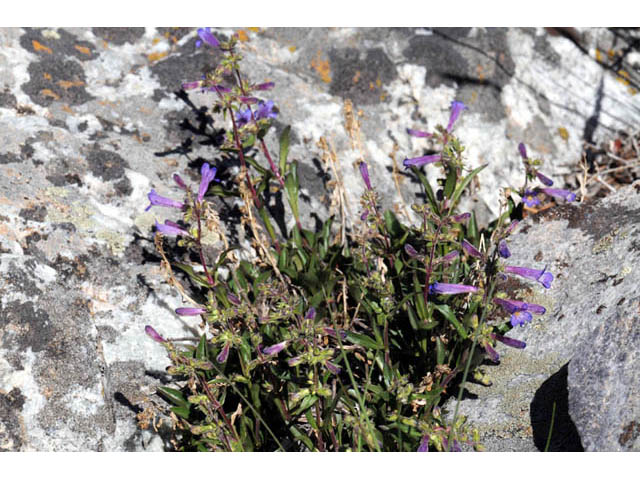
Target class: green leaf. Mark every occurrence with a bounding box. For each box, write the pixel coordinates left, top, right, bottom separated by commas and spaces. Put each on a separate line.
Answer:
279, 125, 291, 176
293, 394, 319, 416
196, 334, 207, 360
172, 262, 211, 288
412, 167, 439, 215
384, 209, 405, 238
432, 303, 468, 339
444, 166, 457, 199
171, 406, 191, 420
346, 331, 382, 350
467, 211, 478, 243
158, 387, 189, 409
258, 206, 277, 244
448, 163, 487, 214
289, 426, 314, 450
285, 160, 300, 223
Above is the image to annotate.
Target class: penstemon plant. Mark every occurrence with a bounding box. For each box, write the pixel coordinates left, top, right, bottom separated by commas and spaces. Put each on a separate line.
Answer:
141, 27, 576, 452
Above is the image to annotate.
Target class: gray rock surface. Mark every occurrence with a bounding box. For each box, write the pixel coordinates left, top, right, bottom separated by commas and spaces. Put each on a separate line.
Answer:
444, 184, 640, 451
1, 27, 639, 451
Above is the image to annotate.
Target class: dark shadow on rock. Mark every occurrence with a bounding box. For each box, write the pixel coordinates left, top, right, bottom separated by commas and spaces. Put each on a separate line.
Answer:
530, 362, 584, 451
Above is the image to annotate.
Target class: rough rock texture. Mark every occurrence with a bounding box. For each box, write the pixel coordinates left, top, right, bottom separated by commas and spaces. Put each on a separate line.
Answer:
1, 27, 639, 451
444, 184, 640, 451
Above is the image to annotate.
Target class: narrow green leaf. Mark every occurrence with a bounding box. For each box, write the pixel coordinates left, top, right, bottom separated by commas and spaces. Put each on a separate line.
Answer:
196, 334, 207, 360
158, 387, 189, 409
432, 303, 468, 339
448, 163, 487, 213
279, 125, 291, 175
345, 331, 382, 350
412, 166, 439, 215
444, 166, 457, 199
171, 406, 191, 420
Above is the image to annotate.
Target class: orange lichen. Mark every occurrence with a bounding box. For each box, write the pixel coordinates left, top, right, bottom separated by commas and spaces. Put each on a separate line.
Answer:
236, 30, 249, 42
288, 46, 296, 53
32, 40, 52, 54
74, 45, 91, 55
352, 70, 361, 84
152, 38, 161, 45
58, 80, 84, 90
595, 49, 603, 63
61, 105, 75, 115
311, 51, 331, 83
40, 89, 60, 100
247, 27, 260, 32
147, 51, 168, 63
558, 126, 569, 141
43, 72, 52, 81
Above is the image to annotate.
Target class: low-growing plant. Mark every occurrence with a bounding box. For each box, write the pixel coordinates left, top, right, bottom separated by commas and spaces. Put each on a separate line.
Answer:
141, 27, 576, 452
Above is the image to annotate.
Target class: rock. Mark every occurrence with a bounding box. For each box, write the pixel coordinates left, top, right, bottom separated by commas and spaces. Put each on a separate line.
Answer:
1, 27, 639, 451
444, 184, 640, 451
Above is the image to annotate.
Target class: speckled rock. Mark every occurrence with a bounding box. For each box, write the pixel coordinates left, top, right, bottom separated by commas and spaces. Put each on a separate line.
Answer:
1, 27, 639, 451
444, 184, 640, 451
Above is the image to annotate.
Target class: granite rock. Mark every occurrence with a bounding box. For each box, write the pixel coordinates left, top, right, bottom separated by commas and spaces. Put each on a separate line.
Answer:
1, 27, 639, 451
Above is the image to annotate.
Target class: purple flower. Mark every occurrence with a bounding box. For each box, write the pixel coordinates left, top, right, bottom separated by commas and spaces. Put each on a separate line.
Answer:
262, 341, 287, 355
403, 154, 441, 168
540, 188, 576, 202
418, 435, 430, 452
207, 85, 231, 93
323, 327, 347, 339
518, 142, 528, 159
196, 27, 220, 48
198, 163, 217, 203
429, 282, 478, 295
145, 189, 184, 212
359, 162, 372, 190
491, 333, 526, 349
522, 189, 540, 207
216, 342, 230, 363
494, 298, 546, 315
360, 209, 369, 221
287, 355, 302, 367
451, 212, 471, 223
173, 173, 187, 190
305, 307, 316, 320
255, 100, 278, 120
407, 128, 432, 138
175, 307, 206, 316
504, 265, 553, 289
446, 101, 467, 133
498, 239, 511, 258
404, 243, 419, 257
536, 171, 554, 187
441, 250, 460, 263
235, 107, 252, 126
255, 82, 275, 91
239, 96, 259, 104
155, 220, 189, 237
506, 220, 519, 234
145, 325, 166, 343
484, 342, 500, 362
227, 293, 241, 306
462, 239, 482, 259
182, 81, 201, 90
325, 360, 342, 375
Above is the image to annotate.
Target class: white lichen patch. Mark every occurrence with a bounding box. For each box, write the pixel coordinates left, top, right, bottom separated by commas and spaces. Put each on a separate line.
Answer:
61, 383, 105, 417
30, 262, 58, 284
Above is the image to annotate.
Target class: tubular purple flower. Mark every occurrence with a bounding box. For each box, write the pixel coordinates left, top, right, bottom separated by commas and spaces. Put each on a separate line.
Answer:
498, 239, 511, 258
206, 85, 231, 93
360, 209, 369, 221
491, 333, 526, 349
235, 107, 252, 126
522, 189, 540, 207
175, 307, 207, 316
446, 101, 467, 132
216, 342, 230, 363
418, 435, 430, 452
256, 100, 278, 120
506, 219, 519, 234
227, 293, 241, 306
173, 173, 187, 190
429, 282, 478, 295
155, 220, 189, 237
484, 342, 499, 362
262, 341, 287, 355
238, 96, 259, 104
323, 327, 347, 339
287, 356, 302, 367
404, 243, 419, 257
305, 307, 316, 320
451, 212, 471, 223
494, 298, 546, 315
510, 310, 533, 327
182, 81, 201, 90
403, 154, 441, 168
540, 188, 576, 202
407, 128, 432, 138
441, 250, 460, 263
359, 162, 372, 190
518, 142, 528, 159
325, 360, 342, 375
145, 189, 185, 211
145, 325, 166, 343
197, 163, 217, 203
504, 265, 553, 289
462, 239, 483, 259
255, 82, 275, 90
536, 171, 554, 187
196, 27, 220, 48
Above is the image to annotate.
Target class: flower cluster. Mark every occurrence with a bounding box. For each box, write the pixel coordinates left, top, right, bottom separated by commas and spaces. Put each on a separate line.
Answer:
518, 143, 577, 206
